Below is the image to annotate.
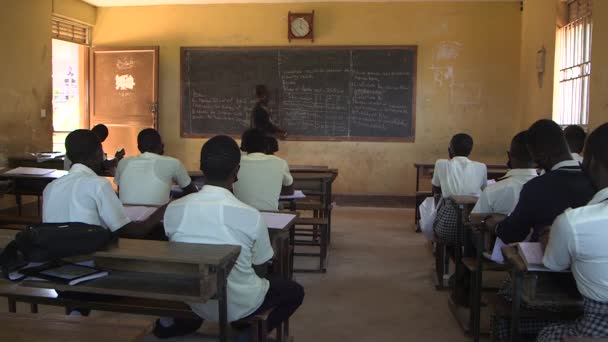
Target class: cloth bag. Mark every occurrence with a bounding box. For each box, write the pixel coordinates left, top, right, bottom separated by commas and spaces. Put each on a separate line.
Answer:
419, 197, 437, 241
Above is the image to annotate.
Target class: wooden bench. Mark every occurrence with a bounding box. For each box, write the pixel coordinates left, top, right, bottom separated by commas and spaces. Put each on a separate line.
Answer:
0, 285, 288, 342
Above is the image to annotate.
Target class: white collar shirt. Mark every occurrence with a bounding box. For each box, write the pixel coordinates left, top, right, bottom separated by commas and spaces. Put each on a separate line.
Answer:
543, 187, 608, 302
163, 185, 274, 322
42, 164, 130, 232
233, 153, 293, 211
431, 157, 488, 198
472, 169, 538, 215
114, 152, 192, 206
551, 159, 581, 171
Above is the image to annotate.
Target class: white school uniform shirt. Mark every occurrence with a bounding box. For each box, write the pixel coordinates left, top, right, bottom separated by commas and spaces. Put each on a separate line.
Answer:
571, 153, 583, 163
543, 187, 608, 302
164, 185, 274, 322
114, 152, 192, 206
42, 163, 130, 231
471, 169, 538, 215
431, 157, 488, 198
233, 153, 293, 211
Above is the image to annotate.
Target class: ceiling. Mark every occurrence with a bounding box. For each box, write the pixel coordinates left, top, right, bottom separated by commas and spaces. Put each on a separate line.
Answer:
84, 0, 520, 6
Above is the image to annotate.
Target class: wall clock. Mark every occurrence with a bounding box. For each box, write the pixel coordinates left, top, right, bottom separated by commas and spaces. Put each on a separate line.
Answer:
288, 11, 314, 42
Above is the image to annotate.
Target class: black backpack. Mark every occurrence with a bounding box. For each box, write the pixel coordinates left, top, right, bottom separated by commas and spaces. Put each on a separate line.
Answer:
0, 222, 116, 278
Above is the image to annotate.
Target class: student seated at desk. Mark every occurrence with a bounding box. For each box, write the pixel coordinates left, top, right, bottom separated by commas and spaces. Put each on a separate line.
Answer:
43, 129, 167, 316
487, 120, 595, 341
432, 133, 487, 245
114, 128, 196, 206
489, 120, 595, 244
234, 128, 294, 211
471, 131, 538, 215
159, 135, 304, 340
63, 124, 125, 172
564, 124, 586, 163
539, 123, 608, 341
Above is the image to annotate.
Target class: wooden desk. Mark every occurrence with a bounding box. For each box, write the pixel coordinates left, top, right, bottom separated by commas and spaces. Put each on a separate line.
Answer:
502, 245, 582, 342
262, 211, 298, 280
0, 231, 241, 342
0, 169, 68, 216
467, 213, 507, 342
0, 312, 154, 342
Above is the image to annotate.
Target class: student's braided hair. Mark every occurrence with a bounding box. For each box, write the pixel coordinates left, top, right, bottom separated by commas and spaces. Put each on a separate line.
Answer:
200, 135, 241, 181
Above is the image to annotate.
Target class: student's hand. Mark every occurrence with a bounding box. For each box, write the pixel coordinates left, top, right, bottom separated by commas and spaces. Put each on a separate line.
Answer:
482, 214, 507, 234
115, 149, 126, 161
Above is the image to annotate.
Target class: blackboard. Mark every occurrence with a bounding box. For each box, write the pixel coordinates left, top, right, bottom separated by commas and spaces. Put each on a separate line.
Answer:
181, 47, 417, 141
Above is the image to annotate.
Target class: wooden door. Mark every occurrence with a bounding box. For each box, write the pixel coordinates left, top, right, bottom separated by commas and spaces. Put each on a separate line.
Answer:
90, 47, 159, 159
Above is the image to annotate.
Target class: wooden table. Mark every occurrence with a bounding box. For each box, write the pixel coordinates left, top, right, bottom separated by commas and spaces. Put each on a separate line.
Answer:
467, 213, 507, 342
262, 211, 298, 280
502, 245, 582, 342
9, 155, 65, 171
0, 230, 241, 342
0, 168, 68, 216
0, 312, 154, 342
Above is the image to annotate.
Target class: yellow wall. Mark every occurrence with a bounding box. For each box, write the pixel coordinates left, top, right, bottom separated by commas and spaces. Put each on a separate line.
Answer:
0, 0, 54, 166
93, 2, 522, 195
0, 0, 95, 167
589, 0, 608, 130
518, 0, 557, 129
53, 0, 97, 25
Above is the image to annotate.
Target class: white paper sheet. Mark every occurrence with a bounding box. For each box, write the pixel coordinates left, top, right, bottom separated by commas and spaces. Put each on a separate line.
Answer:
489, 238, 506, 264
279, 190, 306, 200
123, 206, 157, 222
4, 167, 55, 176
517, 242, 544, 267
261, 212, 296, 230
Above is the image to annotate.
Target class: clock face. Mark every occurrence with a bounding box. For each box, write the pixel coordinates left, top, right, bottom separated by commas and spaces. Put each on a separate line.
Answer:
291, 17, 310, 38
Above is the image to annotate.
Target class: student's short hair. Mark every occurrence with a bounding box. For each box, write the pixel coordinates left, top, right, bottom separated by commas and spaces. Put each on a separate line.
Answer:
585, 123, 608, 169
255, 85, 268, 98
241, 128, 267, 153
266, 136, 279, 154
450, 133, 474, 156
91, 124, 109, 141
563, 125, 587, 153
527, 119, 570, 156
137, 128, 162, 153
510, 131, 533, 163
65, 129, 101, 163
200, 135, 241, 181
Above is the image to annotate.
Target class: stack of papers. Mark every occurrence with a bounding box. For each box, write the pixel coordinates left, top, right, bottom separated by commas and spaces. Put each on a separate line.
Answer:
3, 167, 56, 176
279, 190, 306, 200
261, 212, 296, 230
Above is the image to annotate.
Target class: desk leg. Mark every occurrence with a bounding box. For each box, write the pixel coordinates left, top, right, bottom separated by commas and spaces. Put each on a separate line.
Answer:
471, 232, 484, 342
510, 269, 523, 342
453, 203, 465, 305
217, 265, 228, 342
16, 194, 22, 216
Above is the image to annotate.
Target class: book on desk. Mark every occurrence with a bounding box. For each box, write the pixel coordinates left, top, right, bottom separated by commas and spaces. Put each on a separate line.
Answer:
20, 261, 108, 286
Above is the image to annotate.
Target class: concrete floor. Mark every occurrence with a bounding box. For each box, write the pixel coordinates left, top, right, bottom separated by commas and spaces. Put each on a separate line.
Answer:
3, 206, 473, 341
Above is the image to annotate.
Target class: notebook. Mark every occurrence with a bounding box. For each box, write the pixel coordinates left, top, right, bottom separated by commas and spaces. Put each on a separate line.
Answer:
22, 262, 108, 286
279, 190, 306, 200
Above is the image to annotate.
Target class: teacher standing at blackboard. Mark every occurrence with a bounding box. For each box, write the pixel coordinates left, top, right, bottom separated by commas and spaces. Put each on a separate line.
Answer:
251, 85, 287, 139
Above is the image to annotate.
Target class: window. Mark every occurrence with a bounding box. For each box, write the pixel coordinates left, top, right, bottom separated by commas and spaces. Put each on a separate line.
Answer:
51, 17, 91, 152
553, 0, 593, 126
